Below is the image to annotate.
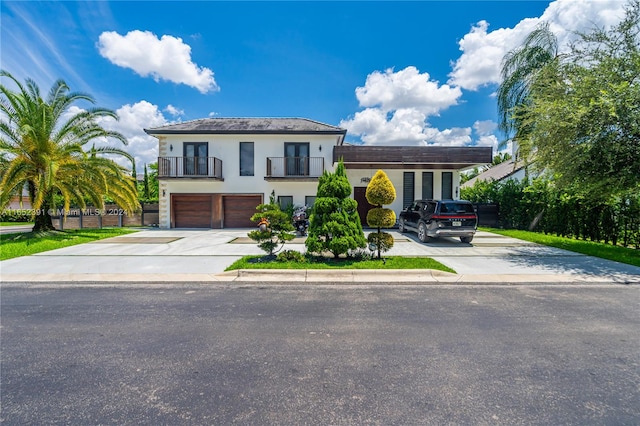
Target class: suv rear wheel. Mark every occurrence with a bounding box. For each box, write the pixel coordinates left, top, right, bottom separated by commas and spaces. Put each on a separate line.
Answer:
418, 222, 431, 243
398, 220, 406, 233
460, 236, 473, 243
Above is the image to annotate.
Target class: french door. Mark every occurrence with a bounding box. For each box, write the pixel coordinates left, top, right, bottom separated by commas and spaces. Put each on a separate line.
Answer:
184, 143, 208, 176
285, 143, 309, 176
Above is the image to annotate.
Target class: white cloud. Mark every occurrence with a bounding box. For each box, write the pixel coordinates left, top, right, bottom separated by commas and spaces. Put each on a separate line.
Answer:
473, 120, 498, 136
164, 104, 184, 117
448, 0, 627, 90
97, 30, 219, 93
59, 102, 165, 169
356, 66, 462, 114
472, 120, 502, 155
96, 101, 168, 169
341, 66, 467, 146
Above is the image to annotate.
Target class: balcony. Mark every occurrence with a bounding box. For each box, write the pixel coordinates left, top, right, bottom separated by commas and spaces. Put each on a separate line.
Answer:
265, 157, 325, 181
158, 157, 223, 179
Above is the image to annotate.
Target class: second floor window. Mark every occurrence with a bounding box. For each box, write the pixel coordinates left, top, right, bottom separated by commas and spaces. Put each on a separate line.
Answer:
240, 142, 254, 176
184, 142, 208, 176
284, 142, 309, 176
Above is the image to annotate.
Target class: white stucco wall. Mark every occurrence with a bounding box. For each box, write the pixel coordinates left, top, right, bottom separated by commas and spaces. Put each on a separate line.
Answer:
345, 168, 461, 218
157, 133, 339, 228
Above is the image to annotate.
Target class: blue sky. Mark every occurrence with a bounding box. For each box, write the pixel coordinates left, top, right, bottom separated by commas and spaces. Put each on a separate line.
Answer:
1, 1, 630, 169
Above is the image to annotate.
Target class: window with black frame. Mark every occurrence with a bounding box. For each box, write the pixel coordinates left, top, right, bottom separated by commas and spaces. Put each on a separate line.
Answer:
284, 143, 309, 176
240, 142, 254, 176
278, 196, 293, 210
184, 142, 208, 176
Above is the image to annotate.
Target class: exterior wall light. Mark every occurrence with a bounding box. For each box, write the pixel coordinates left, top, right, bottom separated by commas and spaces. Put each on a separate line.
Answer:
170, 144, 173, 152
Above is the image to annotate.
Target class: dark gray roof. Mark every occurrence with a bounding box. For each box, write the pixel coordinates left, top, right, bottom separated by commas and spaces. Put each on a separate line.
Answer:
145, 117, 346, 135
334, 145, 492, 170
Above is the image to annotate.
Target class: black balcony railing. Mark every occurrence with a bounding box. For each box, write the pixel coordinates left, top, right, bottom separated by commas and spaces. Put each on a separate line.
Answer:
266, 157, 324, 178
158, 157, 223, 179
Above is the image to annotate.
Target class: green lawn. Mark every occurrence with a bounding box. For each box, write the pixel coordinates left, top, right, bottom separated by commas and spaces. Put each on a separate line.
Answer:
481, 227, 640, 268
0, 228, 137, 261
226, 255, 456, 273
1, 222, 34, 226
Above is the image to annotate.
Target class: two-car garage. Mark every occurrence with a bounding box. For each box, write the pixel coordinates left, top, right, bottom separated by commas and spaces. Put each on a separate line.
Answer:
171, 194, 262, 228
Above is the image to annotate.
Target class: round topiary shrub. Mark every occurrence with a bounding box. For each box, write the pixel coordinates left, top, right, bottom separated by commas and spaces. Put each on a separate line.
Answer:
366, 207, 396, 228
367, 232, 394, 254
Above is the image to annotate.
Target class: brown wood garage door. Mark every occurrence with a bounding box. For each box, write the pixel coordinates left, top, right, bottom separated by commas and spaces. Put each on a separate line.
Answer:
223, 195, 262, 228
172, 195, 213, 228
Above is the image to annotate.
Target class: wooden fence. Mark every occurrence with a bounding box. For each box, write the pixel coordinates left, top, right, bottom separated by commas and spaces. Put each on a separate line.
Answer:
52, 203, 159, 230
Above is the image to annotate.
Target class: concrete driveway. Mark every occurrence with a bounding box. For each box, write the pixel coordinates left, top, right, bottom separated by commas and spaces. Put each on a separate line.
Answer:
1, 229, 638, 283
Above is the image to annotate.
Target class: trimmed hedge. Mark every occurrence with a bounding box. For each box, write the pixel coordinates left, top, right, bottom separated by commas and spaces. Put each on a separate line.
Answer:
462, 178, 640, 248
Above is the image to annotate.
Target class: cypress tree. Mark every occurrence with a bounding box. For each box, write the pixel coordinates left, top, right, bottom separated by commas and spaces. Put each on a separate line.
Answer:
305, 160, 366, 258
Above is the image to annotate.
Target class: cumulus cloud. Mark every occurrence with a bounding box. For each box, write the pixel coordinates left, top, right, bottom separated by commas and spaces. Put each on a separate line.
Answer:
448, 0, 627, 90
96, 101, 168, 169
341, 66, 468, 146
97, 30, 218, 93
472, 120, 503, 155
355, 66, 462, 114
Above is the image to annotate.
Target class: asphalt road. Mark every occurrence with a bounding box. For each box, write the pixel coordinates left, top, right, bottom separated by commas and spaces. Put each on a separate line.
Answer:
2, 283, 639, 425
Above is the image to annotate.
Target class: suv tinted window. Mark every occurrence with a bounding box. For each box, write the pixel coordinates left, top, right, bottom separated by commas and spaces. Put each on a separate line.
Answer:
424, 202, 436, 214
440, 202, 474, 214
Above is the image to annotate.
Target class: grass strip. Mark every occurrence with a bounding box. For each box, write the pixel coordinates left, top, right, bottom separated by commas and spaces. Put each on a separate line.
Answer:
1, 222, 34, 226
226, 255, 455, 273
0, 228, 138, 261
481, 227, 640, 268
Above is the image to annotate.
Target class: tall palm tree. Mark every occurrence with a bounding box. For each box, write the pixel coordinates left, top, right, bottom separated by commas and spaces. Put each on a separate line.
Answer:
0, 70, 139, 232
497, 22, 559, 160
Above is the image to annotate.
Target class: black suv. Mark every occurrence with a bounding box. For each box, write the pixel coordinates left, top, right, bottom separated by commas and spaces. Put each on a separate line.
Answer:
398, 200, 478, 243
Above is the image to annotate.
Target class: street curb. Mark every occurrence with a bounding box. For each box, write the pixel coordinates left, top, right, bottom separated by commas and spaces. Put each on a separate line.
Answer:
1, 269, 638, 285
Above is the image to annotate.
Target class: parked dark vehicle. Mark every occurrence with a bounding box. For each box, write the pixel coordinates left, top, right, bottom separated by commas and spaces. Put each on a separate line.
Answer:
398, 200, 478, 243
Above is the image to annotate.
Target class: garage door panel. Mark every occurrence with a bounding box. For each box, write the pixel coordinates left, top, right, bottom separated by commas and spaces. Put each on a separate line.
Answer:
223, 195, 261, 228
173, 195, 212, 228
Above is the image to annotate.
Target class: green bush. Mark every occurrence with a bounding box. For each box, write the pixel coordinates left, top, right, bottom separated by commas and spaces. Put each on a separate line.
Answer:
367, 232, 394, 255
306, 161, 367, 258
276, 250, 305, 263
248, 194, 295, 255
461, 177, 640, 248
366, 207, 396, 228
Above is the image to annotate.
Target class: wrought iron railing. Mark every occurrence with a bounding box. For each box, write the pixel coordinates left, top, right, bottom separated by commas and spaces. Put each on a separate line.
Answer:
158, 157, 223, 179
266, 157, 324, 178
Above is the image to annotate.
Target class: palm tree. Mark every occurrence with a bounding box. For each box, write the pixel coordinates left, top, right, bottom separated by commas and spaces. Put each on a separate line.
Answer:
497, 22, 559, 160
0, 70, 139, 232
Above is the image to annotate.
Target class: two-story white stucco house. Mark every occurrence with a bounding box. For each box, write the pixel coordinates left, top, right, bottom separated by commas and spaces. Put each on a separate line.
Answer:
144, 117, 492, 229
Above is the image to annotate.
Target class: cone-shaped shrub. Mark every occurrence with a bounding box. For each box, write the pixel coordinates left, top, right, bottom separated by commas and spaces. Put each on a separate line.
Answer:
305, 161, 366, 258
366, 170, 396, 206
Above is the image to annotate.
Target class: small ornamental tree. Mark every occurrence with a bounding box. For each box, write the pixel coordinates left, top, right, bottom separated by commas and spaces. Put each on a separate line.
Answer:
305, 160, 366, 258
366, 170, 397, 259
248, 191, 295, 256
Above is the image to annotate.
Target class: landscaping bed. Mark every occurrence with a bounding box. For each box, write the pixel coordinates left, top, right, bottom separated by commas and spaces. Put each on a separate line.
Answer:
226, 253, 455, 273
